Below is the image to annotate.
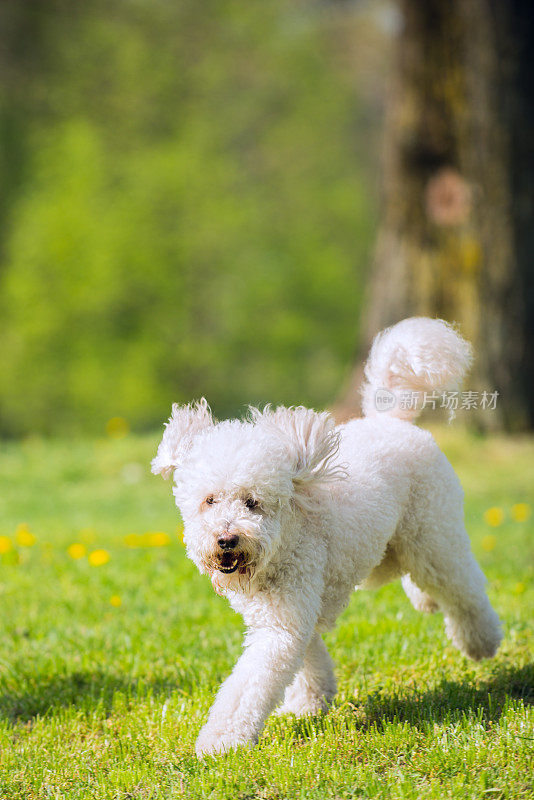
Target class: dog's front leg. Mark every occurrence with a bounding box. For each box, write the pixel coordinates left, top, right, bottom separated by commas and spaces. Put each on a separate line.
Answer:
195, 596, 317, 757
275, 631, 336, 717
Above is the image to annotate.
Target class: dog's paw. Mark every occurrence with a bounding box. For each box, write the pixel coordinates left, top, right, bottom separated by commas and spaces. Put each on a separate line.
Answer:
275, 691, 329, 718
195, 727, 227, 758
195, 724, 256, 758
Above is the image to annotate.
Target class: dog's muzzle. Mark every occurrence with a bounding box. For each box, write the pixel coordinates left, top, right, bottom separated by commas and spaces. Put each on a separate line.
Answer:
215, 532, 244, 574
204, 526, 262, 582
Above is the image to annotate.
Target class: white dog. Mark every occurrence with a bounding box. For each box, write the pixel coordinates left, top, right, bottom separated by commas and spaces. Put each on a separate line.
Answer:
152, 317, 501, 757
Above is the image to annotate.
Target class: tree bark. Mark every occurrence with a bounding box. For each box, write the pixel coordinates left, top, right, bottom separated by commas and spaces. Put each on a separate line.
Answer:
336, 0, 534, 430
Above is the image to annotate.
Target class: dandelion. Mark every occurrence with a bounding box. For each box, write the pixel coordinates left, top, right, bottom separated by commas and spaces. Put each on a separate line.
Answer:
106, 417, 130, 439
88, 549, 110, 566
513, 582, 526, 595
146, 532, 171, 547
124, 533, 141, 548
15, 523, 36, 547
125, 532, 172, 548
511, 503, 531, 523
176, 525, 185, 545
481, 535, 497, 552
0, 536, 12, 554
110, 595, 122, 607
68, 543, 86, 560
483, 507, 504, 527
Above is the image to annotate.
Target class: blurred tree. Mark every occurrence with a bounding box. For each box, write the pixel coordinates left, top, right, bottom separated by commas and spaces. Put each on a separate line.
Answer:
337, 0, 534, 430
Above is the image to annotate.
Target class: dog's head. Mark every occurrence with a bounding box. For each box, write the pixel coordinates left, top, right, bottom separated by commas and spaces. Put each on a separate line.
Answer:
152, 399, 344, 593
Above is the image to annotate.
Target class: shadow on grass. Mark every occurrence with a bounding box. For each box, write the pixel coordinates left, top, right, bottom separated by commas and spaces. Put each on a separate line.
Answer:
285, 663, 533, 740
0, 670, 195, 723
2, 662, 532, 732
360, 663, 533, 727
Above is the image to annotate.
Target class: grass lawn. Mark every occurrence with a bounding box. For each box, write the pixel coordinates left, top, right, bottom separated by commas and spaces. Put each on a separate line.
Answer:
0, 426, 532, 799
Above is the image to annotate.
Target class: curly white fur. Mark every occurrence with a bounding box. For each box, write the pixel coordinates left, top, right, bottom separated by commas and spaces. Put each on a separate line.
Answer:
361, 317, 473, 420
152, 317, 501, 757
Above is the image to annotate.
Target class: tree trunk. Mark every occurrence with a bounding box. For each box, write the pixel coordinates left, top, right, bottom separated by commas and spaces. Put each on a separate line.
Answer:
336, 0, 534, 430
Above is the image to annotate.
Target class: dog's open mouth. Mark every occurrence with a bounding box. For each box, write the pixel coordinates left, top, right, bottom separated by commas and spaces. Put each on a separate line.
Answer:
218, 561, 239, 574
216, 553, 243, 574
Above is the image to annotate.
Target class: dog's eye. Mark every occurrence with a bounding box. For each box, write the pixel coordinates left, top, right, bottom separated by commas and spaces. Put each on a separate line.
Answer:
244, 496, 259, 510
204, 495, 215, 507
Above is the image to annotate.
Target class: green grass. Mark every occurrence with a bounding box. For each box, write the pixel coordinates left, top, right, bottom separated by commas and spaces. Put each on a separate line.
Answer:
0, 427, 532, 799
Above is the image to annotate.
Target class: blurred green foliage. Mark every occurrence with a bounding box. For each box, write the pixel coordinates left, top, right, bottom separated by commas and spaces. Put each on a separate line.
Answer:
0, 0, 376, 436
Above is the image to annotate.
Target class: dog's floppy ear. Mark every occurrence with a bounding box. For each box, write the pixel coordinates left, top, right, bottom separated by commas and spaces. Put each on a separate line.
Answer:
151, 398, 214, 479
251, 406, 345, 505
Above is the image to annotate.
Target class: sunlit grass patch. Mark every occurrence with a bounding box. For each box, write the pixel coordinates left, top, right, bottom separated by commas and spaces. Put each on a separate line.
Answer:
0, 427, 531, 799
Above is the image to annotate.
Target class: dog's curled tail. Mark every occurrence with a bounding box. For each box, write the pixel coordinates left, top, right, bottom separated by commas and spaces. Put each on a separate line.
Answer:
361, 317, 473, 422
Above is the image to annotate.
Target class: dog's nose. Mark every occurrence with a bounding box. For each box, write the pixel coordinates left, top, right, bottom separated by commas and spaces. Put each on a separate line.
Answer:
217, 533, 239, 550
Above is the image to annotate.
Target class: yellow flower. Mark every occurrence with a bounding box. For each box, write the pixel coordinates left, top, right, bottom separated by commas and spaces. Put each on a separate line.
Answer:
511, 503, 531, 523
106, 417, 130, 439
88, 549, 110, 566
110, 595, 122, 607
146, 532, 171, 547
513, 582, 526, 595
0, 536, 12, 554
68, 543, 86, 560
15, 523, 36, 547
125, 532, 172, 548
484, 507, 504, 527
481, 534, 497, 552
176, 525, 185, 545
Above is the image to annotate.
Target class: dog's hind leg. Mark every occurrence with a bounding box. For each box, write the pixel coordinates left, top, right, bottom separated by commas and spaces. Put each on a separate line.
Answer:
401, 574, 439, 613
402, 525, 502, 661
275, 632, 336, 717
